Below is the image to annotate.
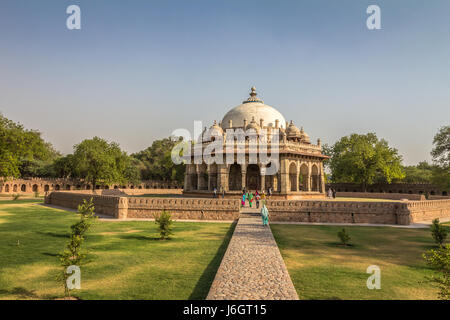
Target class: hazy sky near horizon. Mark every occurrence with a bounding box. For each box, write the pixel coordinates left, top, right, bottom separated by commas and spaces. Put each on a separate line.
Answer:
1, 0, 449, 165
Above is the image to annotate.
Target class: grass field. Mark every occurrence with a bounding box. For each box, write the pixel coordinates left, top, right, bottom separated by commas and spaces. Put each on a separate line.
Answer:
271, 223, 449, 300
0, 200, 234, 300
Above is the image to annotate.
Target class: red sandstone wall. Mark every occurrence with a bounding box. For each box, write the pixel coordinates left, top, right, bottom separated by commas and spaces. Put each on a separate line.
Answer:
406, 200, 450, 222
265, 200, 406, 224
45, 192, 123, 218
336, 192, 424, 201
126, 197, 240, 220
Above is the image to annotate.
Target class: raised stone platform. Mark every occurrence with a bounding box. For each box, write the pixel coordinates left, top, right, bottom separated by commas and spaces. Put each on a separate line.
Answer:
206, 208, 299, 300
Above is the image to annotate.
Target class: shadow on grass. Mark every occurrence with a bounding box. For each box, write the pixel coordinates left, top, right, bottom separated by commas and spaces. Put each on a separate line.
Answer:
324, 241, 357, 248
36, 231, 69, 238
0, 287, 39, 299
188, 222, 237, 300
118, 234, 167, 241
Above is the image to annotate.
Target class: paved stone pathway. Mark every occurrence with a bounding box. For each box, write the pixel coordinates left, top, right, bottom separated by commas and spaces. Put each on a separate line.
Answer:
206, 208, 299, 300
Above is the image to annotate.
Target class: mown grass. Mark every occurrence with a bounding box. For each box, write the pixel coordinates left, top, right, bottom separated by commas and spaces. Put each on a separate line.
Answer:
0, 200, 234, 300
271, 223, 450, 300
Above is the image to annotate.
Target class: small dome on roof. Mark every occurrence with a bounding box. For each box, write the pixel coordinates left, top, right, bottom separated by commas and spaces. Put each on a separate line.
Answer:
286, 120, 301, 138
246, 117, 260, 133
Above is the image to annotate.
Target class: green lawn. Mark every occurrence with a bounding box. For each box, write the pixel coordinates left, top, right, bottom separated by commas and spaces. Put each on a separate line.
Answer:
271, 224, 449, 300
0, 200, 234, 300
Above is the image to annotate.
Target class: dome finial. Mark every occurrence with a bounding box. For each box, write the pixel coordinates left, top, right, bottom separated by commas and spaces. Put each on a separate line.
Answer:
243, 86, 263, 104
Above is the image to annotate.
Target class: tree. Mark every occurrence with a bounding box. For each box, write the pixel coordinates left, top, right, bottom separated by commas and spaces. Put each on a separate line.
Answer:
402, 161, 434, 183
154, 210, 173, 240
72, 137, 136, 191
132, 137, 185, 184
431, 126, 450, 190
337, 228, 351, 246
431, 218, 448, 247
423, 244, 450, 300
327, 133, 405, 190
0, 114, 58, 178
59, 198, 97, 297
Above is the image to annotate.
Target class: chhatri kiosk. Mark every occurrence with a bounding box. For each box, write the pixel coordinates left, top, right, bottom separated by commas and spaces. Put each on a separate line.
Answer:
183, 87, 327, 199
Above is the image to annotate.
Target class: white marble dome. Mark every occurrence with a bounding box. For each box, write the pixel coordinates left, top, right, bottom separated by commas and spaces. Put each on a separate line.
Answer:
221, 87, 287, 129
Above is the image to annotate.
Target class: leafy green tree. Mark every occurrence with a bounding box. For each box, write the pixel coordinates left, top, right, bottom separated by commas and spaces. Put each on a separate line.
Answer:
402, 161, 434, 183
132, 137, 185, 184
423, 244, 450, 300
431, 218, 448, 247
52, 154, 76, 179
431, 126, 450, 190
59, 198, 97, 297
154, 210, 173, 240
0, 114, 58, 178
72, 137, 136, 191
327, 133, 405, 190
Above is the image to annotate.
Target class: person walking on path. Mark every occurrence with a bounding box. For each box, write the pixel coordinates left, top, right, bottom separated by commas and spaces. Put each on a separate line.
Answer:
261, 190, 266, 206
255, 190, 261, 209
332, 188, 336, 199
268, 187, 272, 198
261, 204, 269, 226
213, 187, 217, 198
241, 192, 246, 207
248, 192, 254, 208
221, 188, 225, 199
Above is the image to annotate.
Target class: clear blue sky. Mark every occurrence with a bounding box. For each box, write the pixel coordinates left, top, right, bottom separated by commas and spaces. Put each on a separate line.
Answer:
1, 0, 449, 165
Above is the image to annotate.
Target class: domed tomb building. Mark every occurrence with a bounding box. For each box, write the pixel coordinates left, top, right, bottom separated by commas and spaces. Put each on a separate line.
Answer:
183, 87, 328, 199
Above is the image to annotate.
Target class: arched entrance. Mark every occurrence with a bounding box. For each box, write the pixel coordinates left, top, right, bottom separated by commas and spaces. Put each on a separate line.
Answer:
209, 163, 218, 190
299, 164, 309, 191
198, 163, 208, 190
289, 162, 297, 191
246, 164, 260, 191
228, 163, 242, 191
311, 164, 319, 191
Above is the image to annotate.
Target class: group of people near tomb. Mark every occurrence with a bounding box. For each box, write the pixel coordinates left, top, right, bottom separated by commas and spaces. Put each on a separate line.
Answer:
240, 188, 270, 226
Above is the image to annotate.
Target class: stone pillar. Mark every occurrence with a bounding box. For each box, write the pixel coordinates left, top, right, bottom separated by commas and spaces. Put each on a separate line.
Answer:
197, 165, 202, 190
260, 164, 265, 192
241, 165, 247, 191
207, 164, 212, 191
280, 159, 289, 194
218, 164, 229, 192
307, 165, 312, 191
116, 197, 128, 219
320, 163, 326, 193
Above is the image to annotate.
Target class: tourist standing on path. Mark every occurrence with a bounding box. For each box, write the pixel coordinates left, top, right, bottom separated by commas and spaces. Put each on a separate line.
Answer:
261, 204, 269, 226
327, 188, 333, 198
241, 192, 246, 207
268, 187, 272, 198
332, 188, 336, 199
221, 188, 225, 199
213, 187, 217, 198
255, 190, 261, 209
249, 192, 254, 208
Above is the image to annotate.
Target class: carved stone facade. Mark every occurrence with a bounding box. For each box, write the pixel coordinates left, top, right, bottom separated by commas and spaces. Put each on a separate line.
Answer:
183, 87, 328, 199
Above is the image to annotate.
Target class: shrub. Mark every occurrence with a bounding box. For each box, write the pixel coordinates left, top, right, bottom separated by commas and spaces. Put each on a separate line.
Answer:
423, 244, 450, 300
155, 210, 173, 240
12, 194, 20, 201
337, 228, 351, 246
431, 218, 447, 246
58, 198, 97, 297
